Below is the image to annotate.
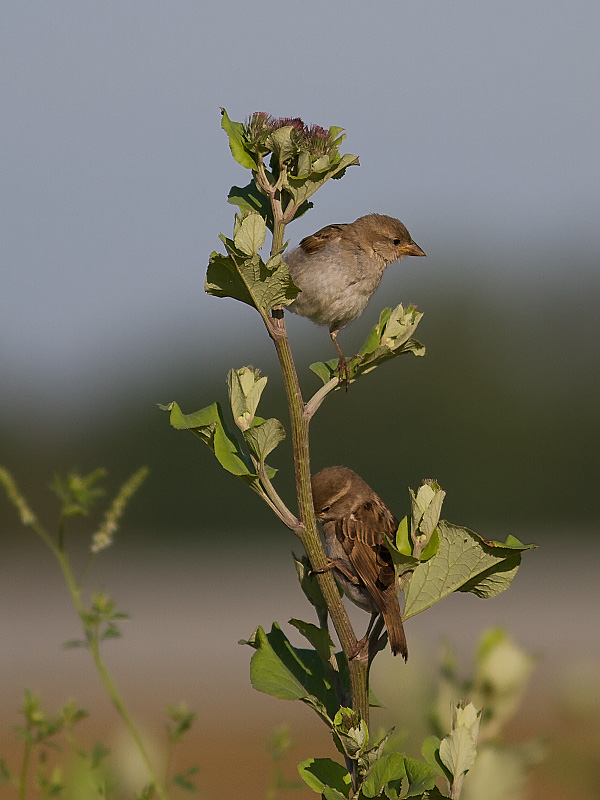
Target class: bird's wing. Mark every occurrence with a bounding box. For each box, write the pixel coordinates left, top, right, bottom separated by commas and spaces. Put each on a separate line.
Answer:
336, 497, 398, 605
298, 223, 349, 254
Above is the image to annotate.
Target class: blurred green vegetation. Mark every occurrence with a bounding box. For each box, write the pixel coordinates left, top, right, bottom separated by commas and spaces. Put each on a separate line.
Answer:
1, 265, 598, 544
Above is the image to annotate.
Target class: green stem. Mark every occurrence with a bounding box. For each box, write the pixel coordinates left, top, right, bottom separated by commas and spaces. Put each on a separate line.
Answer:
264, 214, 370, 729
52, 543, 168, 800
18, 738, 31, 800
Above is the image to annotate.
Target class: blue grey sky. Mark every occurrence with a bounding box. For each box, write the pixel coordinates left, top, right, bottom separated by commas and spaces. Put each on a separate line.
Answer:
2, 0, 598, 415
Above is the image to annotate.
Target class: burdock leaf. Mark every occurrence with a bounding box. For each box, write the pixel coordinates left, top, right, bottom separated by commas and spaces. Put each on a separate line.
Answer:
403, 756, 437, 796
361, 753, 406, 798
241, 623, 339, 723
285, 153, 359, 205
439, 728, 477, 783
220, 107, 257, 170
297, 758, 351, 797
161, 400, 255, 477
233, 212, 267, 256
227, 366, 268, 432
403, 522, 535, 619
206, 236, 299, 315
266, 125, 297, 165
243, 417, 285, 461
228, 181, 274, 228
310, 304, 425, 387
288, 618, 336, 663
205, 250, 255, 308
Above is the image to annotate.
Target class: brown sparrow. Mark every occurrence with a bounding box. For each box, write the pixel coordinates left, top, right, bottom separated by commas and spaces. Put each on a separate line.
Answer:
311, 465, 408, 660
286, 213, 425, 375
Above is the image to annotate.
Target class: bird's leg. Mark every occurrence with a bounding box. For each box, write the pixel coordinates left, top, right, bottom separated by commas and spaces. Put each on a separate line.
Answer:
367, 615, 386, 664
350, 613, 380, 662
329, 329, 351, 389
311, 558, 362, 585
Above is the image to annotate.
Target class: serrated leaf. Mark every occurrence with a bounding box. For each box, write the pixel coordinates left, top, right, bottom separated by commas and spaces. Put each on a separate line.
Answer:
310, 304, 425, 388
296, 148, 312, 178
403, 521, 534, 619
243, 417, 285, 461
266, 126, 297, 165
285, 152, 359, 205
205, 250, 255, 308
297, 758, 351, 797
311, 154, 331, 172
361, 753, 406, 798
220, 107, 257, 170
206, 237, 300, 315
227, 367, 268, 431
234, 212, 267, 256
411, 482, 446, 541
439, 727, 477, 782
332, 707, 368, 758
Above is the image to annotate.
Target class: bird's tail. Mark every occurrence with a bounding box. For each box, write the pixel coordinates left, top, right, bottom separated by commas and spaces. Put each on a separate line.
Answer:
382, 599, 408, 661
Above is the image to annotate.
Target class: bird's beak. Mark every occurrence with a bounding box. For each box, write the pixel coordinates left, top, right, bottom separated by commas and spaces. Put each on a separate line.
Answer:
399, 241, 426, 257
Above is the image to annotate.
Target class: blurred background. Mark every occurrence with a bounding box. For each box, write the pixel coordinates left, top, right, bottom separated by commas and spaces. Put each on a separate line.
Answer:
1, 1, 598, 798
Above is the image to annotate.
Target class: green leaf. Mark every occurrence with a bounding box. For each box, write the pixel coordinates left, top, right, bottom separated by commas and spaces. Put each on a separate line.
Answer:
246, 626, 308, 701
228, 181, 274, 228
227, 367, 268, 431
395, 516, 412, 555
439, 727, 477, 783
243, 417, 285, 461
403, 521, 534, 619
241, 623, 339, 722
162, 400, 255, 477
220, 107, 257, 170
403, 756, 437, 796
293, 553, 331, 612
285, 152, 360, 206
205, 249, 255, 308
212, 415, 253, 475
332, 707, 368, 758
206, 236, 300, 315
172, 767, 199, 792
266, 125, 297, 165
323, 788, 349, 800
0, 758, 12, 785
421, 736, 450, 782
310, 304, 425, 387
297, 758, 351, 797
288, 618, 335, 663
233, 211, 267, 256
361, 753, 406, 798
410, 481, 446, 542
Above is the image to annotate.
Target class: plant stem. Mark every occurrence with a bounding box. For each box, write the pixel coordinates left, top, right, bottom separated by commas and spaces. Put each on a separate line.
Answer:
53, 546, 168, 800
18, 738, 31, 800
264, 213, 370, 729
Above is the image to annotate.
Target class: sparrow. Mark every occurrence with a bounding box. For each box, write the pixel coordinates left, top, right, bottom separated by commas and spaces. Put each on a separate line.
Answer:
286, 213, 425, 377
311, 465, 408, 660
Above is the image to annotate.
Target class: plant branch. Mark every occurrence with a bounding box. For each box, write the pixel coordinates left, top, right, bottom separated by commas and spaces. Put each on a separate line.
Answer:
260, 215, 370, 731
256, 460, 301, 531
304, 377, 339, 420
51, 547, 168, 800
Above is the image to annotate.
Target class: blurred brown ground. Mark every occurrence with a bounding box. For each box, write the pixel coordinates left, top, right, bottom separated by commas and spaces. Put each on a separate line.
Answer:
1, 534, 598, 799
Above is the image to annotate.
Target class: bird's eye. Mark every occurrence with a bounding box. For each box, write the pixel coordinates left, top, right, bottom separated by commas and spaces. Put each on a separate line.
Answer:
393, 238, 401, 246
320, 505, 330, 513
